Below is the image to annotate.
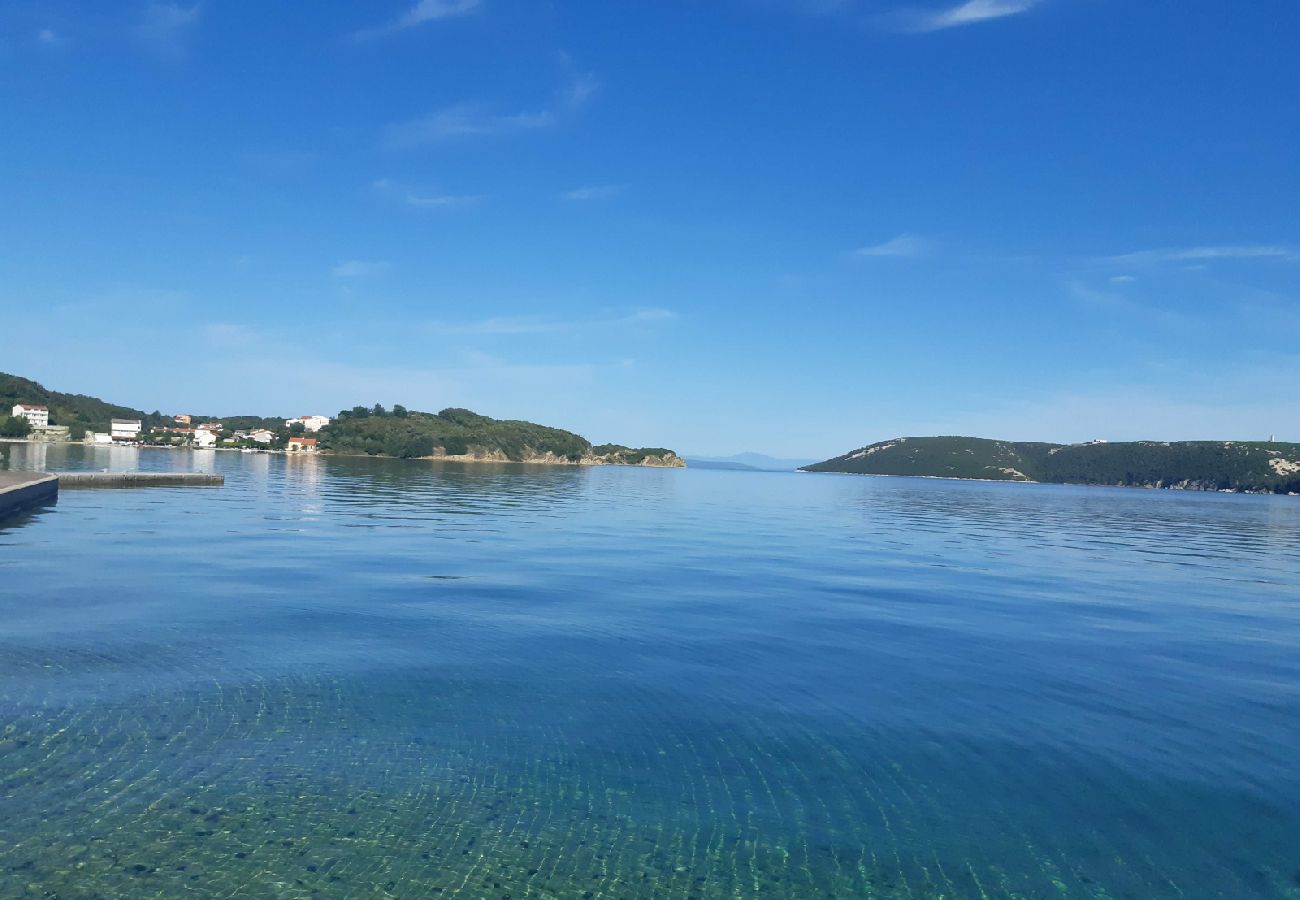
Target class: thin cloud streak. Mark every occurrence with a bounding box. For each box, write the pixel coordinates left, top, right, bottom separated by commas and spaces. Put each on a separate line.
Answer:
36, 28, 67, 49
906, 0, 1040, 32
561, 73, 600, 109
383, 74, 598, 149
385, 104, 553, 147
372, 177, 485, 209
423, 308, 676, 336
854, 233, 931, 258
332, 260, 391, 279
1105, 244, 1300, 266
562, 184, 624, 201
354, 0, 480, 41
405, 192, 485, 209
133, 2, 201, 60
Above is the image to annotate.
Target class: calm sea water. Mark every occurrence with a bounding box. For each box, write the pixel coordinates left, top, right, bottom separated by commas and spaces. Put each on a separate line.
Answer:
2, 443, 1299, 899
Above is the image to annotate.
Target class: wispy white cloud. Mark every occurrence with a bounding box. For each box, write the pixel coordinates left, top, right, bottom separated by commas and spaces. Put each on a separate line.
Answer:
426, 316, 563, 336
1064, 278, 1120, 308
1062, 275, 1269, 334
906, 0, 1041, 32
625, 308, 676, 323
332, 260, 391, 279
371, 178, 485, 209
354, 0, 480, 41
240, 149, 319, 176
383, 73, 598, 149
36, 28, 67, 49
853, 233, 931, 258
562, 184, 624, 202
385, 104, 553, 147
405, 191, 485, 209
424, 308, 676, 336
203, 322, 264, 349
560, 73, 600, 109
766, 0, 1043, 31
1104, 244, 1300, 266
133, 2, 201, 61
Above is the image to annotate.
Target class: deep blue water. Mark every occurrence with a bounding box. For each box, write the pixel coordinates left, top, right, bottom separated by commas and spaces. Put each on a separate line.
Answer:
2, 442, 1299, 898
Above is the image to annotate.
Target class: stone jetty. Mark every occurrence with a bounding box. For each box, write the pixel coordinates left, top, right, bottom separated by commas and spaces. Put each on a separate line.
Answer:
57, 472, 224, 488
0, 472, 59, 518
1, 471, 225, 519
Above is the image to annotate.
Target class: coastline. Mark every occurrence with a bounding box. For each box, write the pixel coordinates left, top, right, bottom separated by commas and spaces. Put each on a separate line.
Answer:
2, 439, 686, 469
798, 468, 1299, 495
329, 447, 687, 468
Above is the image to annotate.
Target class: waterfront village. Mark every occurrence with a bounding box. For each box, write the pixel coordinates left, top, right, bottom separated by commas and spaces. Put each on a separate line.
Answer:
9, 403, 329, 453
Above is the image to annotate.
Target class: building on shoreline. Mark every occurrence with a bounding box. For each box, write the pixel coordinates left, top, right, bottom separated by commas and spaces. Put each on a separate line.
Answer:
12, 404, 49, 428
285, 415, 330, 433
11, 404, 68, 441
111, 419, 142, 441
287, 436, 318, 452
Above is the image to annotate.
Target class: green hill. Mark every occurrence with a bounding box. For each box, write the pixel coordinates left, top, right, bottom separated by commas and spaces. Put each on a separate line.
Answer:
319, 405, 684, 466
801, 436, 1300, 494
0, 371, 158, 438
1, 373, 683, 467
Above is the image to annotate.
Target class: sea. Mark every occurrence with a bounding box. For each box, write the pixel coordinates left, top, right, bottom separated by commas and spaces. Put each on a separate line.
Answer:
2, 442, 1298, 898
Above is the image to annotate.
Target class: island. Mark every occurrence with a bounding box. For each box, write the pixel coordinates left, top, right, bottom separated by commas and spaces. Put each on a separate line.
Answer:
801, 436, 1300, 494
320, 405, 684, 466
1, 372, 684, 468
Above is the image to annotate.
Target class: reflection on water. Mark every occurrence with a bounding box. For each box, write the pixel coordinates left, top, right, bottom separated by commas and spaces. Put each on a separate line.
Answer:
2, 447, 1300, 897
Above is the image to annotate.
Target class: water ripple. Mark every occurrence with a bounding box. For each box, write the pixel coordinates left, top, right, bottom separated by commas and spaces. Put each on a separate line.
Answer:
2, 444, 1299, 897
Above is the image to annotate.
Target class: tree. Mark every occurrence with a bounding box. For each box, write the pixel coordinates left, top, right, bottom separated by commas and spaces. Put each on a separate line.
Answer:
392, 404, 408, 418
0, 416, 32, 438
290, 421, 306, 435
372, 403, 387, 417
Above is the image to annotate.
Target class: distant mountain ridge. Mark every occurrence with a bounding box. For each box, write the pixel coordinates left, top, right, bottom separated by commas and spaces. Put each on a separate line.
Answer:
802, 436, 1300, 494
685, 452, 818, 471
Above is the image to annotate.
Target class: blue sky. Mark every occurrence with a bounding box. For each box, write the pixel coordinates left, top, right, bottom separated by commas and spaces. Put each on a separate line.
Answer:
1, 0, 1297, 457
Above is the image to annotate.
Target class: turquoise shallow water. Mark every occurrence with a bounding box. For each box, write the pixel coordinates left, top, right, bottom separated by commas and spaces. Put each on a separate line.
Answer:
2, 443, 1299, 898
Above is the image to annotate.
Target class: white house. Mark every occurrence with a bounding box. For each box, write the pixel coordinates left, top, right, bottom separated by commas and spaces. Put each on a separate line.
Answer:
111, 419, 142, 441
287, 436, 318, 452
285, 415, 330, 433
87, 432, 113, 445
248, 428, 275, 444
12, 404, 49, 428
194, 429, 218, 448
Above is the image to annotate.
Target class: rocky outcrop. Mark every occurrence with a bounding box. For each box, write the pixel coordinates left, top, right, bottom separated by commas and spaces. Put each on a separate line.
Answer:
587, 450, 686, 468
422, 447, 686, 468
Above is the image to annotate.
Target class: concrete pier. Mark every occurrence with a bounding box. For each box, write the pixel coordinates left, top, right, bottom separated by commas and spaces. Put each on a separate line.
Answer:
0, 472, 59, 519
56, 472, 225, 488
